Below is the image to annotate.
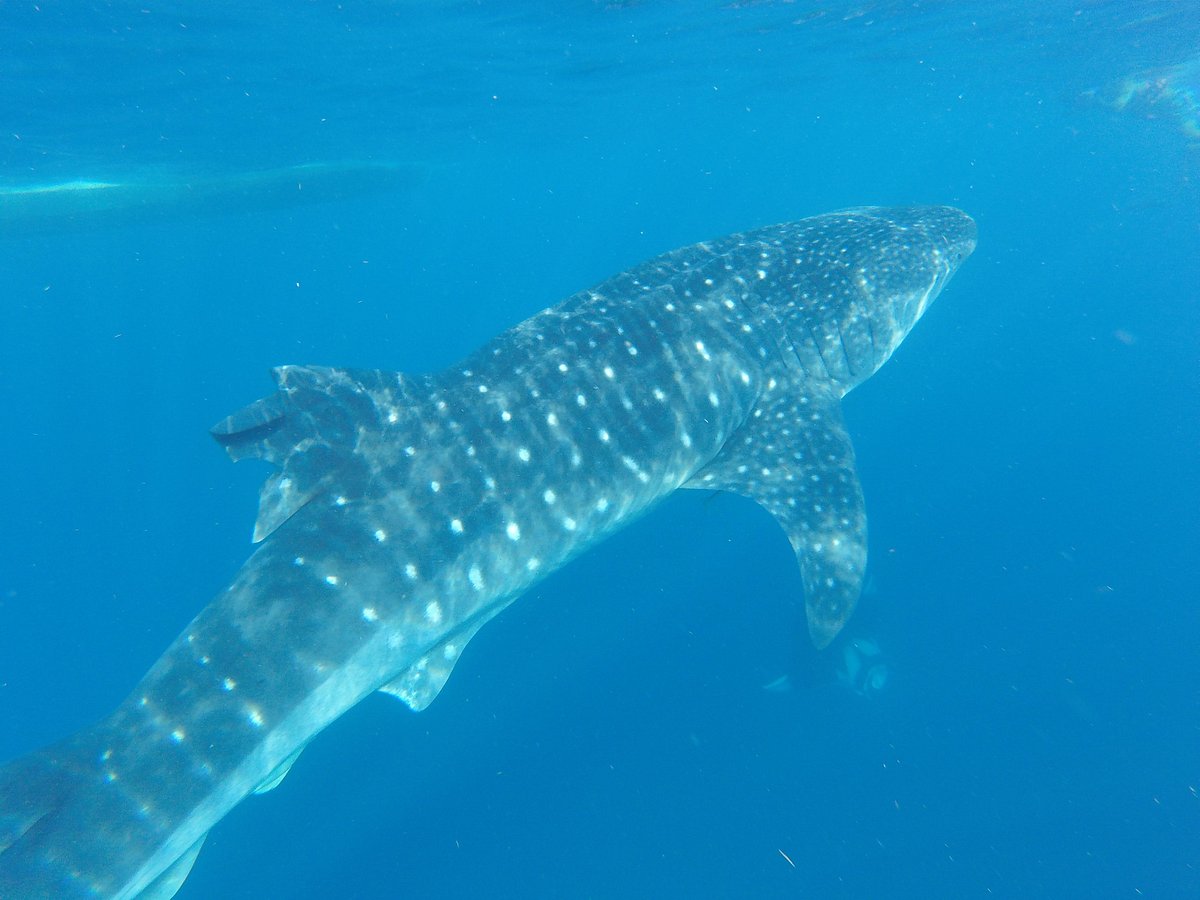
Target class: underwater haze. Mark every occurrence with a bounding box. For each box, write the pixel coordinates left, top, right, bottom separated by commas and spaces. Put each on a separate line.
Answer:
1, 2, 1197, 897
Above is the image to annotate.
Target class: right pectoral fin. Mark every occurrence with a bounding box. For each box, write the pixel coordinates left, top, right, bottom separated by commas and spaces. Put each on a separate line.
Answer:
683, 379, 868, 648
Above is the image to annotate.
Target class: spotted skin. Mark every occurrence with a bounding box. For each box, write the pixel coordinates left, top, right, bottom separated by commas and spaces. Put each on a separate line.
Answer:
0, 206, 976, 898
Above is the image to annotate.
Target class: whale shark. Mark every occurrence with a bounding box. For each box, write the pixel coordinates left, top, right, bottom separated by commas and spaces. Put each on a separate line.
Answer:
0, 205, 976, 897
0, 160, 424, 236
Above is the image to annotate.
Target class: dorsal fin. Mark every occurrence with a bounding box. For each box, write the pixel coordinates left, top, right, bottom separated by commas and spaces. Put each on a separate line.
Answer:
211, 365, 430, 542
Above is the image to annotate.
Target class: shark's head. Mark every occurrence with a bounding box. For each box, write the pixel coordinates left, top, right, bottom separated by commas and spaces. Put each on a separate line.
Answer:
773, 205, 976, 391
877, 204, 977, 333
850, 205, 977, 382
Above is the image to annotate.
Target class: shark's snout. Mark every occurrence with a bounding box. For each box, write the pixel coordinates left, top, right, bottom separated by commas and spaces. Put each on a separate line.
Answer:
903, 205, 976, 324
930, 205, 978, 270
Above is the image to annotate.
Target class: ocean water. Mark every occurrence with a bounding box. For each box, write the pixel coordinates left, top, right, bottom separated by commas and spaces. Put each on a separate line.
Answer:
1, 2, 1197, 897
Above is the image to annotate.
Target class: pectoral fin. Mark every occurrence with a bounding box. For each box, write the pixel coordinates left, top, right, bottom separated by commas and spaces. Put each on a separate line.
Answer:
684, 379, 867, 648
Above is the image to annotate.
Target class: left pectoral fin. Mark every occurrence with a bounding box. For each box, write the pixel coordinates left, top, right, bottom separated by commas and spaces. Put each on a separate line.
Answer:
683, 381, 867, 648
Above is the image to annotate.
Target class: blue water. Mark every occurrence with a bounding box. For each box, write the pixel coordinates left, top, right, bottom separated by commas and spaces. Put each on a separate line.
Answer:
2, 2, 1198, 897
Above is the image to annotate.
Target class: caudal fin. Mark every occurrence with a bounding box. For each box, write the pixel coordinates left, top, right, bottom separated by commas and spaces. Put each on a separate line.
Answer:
0, 738, 208, 898
0, 739, 108, 897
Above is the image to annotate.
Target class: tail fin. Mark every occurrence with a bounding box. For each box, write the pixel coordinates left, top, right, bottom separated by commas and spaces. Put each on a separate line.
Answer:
0, 740, 208, 898
0, 740, 107, 897
0, 745, 69, 857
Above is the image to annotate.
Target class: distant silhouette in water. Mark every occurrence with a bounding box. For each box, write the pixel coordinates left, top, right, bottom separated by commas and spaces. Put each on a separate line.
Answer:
0, 160, 426, 236
836, 635, 890, 698
762, 630, 890, 700
1081, 56, 1200, 143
